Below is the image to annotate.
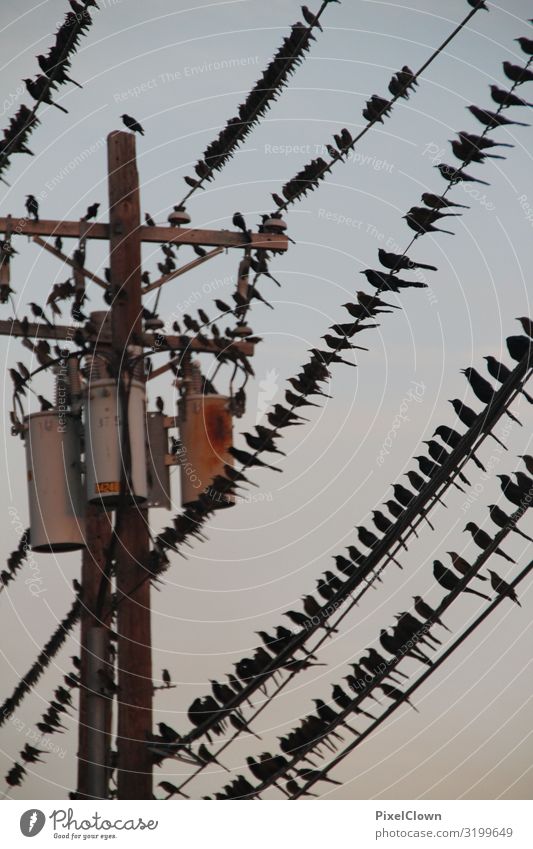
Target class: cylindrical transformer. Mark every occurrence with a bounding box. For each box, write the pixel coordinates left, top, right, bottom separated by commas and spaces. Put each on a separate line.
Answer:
178, 394, 234, 508
84, 378, 148, 506
24, 411, 85, 552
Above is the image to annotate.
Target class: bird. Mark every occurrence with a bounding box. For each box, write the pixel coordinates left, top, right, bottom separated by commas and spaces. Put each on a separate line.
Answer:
487, 570, 521, 607
497, 474, 531, 509
121, 114, 144, 134
507, 335, 532, 365
461, 367, 522, 426
487, 504, 532, 542
489, 85, 532, 109
145, 213, 156, 226
518, 454, 533, 475
447, 550, 487, 581
503, 61, 533, 86
515, 36, 533, 56
232, 212, 248, 234
379, 684, 418, 712
38, 395, 53, 411
517, 317, 533, 339
158, 781, 186, 799
155, 396, 164, 414
83, 202, 99, 221
433, 559, 490, 600
29, 302, 53, 327
413, 595, 451, 632
468, 104, 529, 129
24, 76, 68, 112
464, 522, 515, 563
296, 768, 341, 786
404, 212, 455, 237
25, 194, 39, 221
421, 193, 469, 210
378, 248, 437, 272
435, 163, 489, 186
433, 424, 486, 472
423, 439, 471, 486
360, 268, 427, 291
157, 721, 180, 742
162, 669, 171, 687
449, 398, 507, 450
484, 355, 533, 403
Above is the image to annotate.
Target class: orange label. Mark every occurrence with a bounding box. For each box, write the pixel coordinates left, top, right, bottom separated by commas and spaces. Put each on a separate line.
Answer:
95, 481, 120, 494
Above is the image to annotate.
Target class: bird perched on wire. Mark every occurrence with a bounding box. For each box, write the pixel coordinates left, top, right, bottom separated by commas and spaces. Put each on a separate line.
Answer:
489, 84, 532, 109
24, 76, 68, 112
121, 113, 144, 135
487, 504, 532, 542
484, 355, 533, 403
468, 105, 529, 129
360, 268, 427, 291
25, 194, 39, 221
450, 137, 505, 163
496, 474, 531, 510
421, 192, 469, 210
448, 398, 507, 450
461, 366, 522, 425
506, 335, 532, 365
515, 36, 533, 56
413, 595, 451, 632
232, 211, 248, 234
464, 522, 515, 563
503, 61, 533, 85
378, 248, 437, 272
162, 669, 171, 687
433, 424, 486, 472
228, 446, 282, 472
435, 163, 490, 186
83, 202, 99, 221
447, 550, 487, 581
487, 570, 521, 607
379, 683, 418, 712
29, 301, 54, 327
433, 559, 490, 600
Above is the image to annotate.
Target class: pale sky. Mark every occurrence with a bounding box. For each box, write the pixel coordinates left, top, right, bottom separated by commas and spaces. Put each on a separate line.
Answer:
0, 0, 532, 801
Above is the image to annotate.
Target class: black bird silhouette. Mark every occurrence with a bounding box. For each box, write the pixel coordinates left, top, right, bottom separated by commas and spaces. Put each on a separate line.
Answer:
421, 192, 469, 209
423, 439, 471, 485
361, 268, 427, 291
484, 355, 533, 403
487, 504, 532, 542
145, 213, 156, 226
464, 522, 515, 563
378, 248, 437, 272
121, 113, 144, 134
433, 559, 490, 600
434, 424, 486, 472
162, 669, 171, 687
489, 84, 532, 109
496, 474, 531, 509
232, 212, 248, 234
435, 163, 489, 186
447, 550, 487, 581
507, 335, 532, 365
83, 202, 99, 221
448, 398, 507, 450
515, 36, 533, 56
379, 684, 418, 712
413, 595, 451, 632
468, 104, 529, 129
517, 317, 533, 339
503, 61, 533, 85
29, 302, 53, 327
25, 194, 39, 221
461, 367, 522, 425
24, 76, 68, 112
488, 570, 521, 607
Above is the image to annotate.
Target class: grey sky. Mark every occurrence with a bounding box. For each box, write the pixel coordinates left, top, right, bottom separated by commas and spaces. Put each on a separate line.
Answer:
0, 0, 532, 801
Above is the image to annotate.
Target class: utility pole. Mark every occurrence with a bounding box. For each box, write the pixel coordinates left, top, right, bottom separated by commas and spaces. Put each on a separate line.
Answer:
107, 131, 152, 800
0, 136, 288, 800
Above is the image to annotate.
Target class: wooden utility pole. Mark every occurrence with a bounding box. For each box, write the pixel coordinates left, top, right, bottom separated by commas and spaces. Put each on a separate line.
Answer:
77, 505, 113, 799
0, 140, 287, 800
107, 131, 152, 799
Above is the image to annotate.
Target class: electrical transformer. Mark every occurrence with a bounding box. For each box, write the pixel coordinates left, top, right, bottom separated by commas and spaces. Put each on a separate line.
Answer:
84, 378, 148, 506
178, 393, 234, 508
24, 411, 85, 552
